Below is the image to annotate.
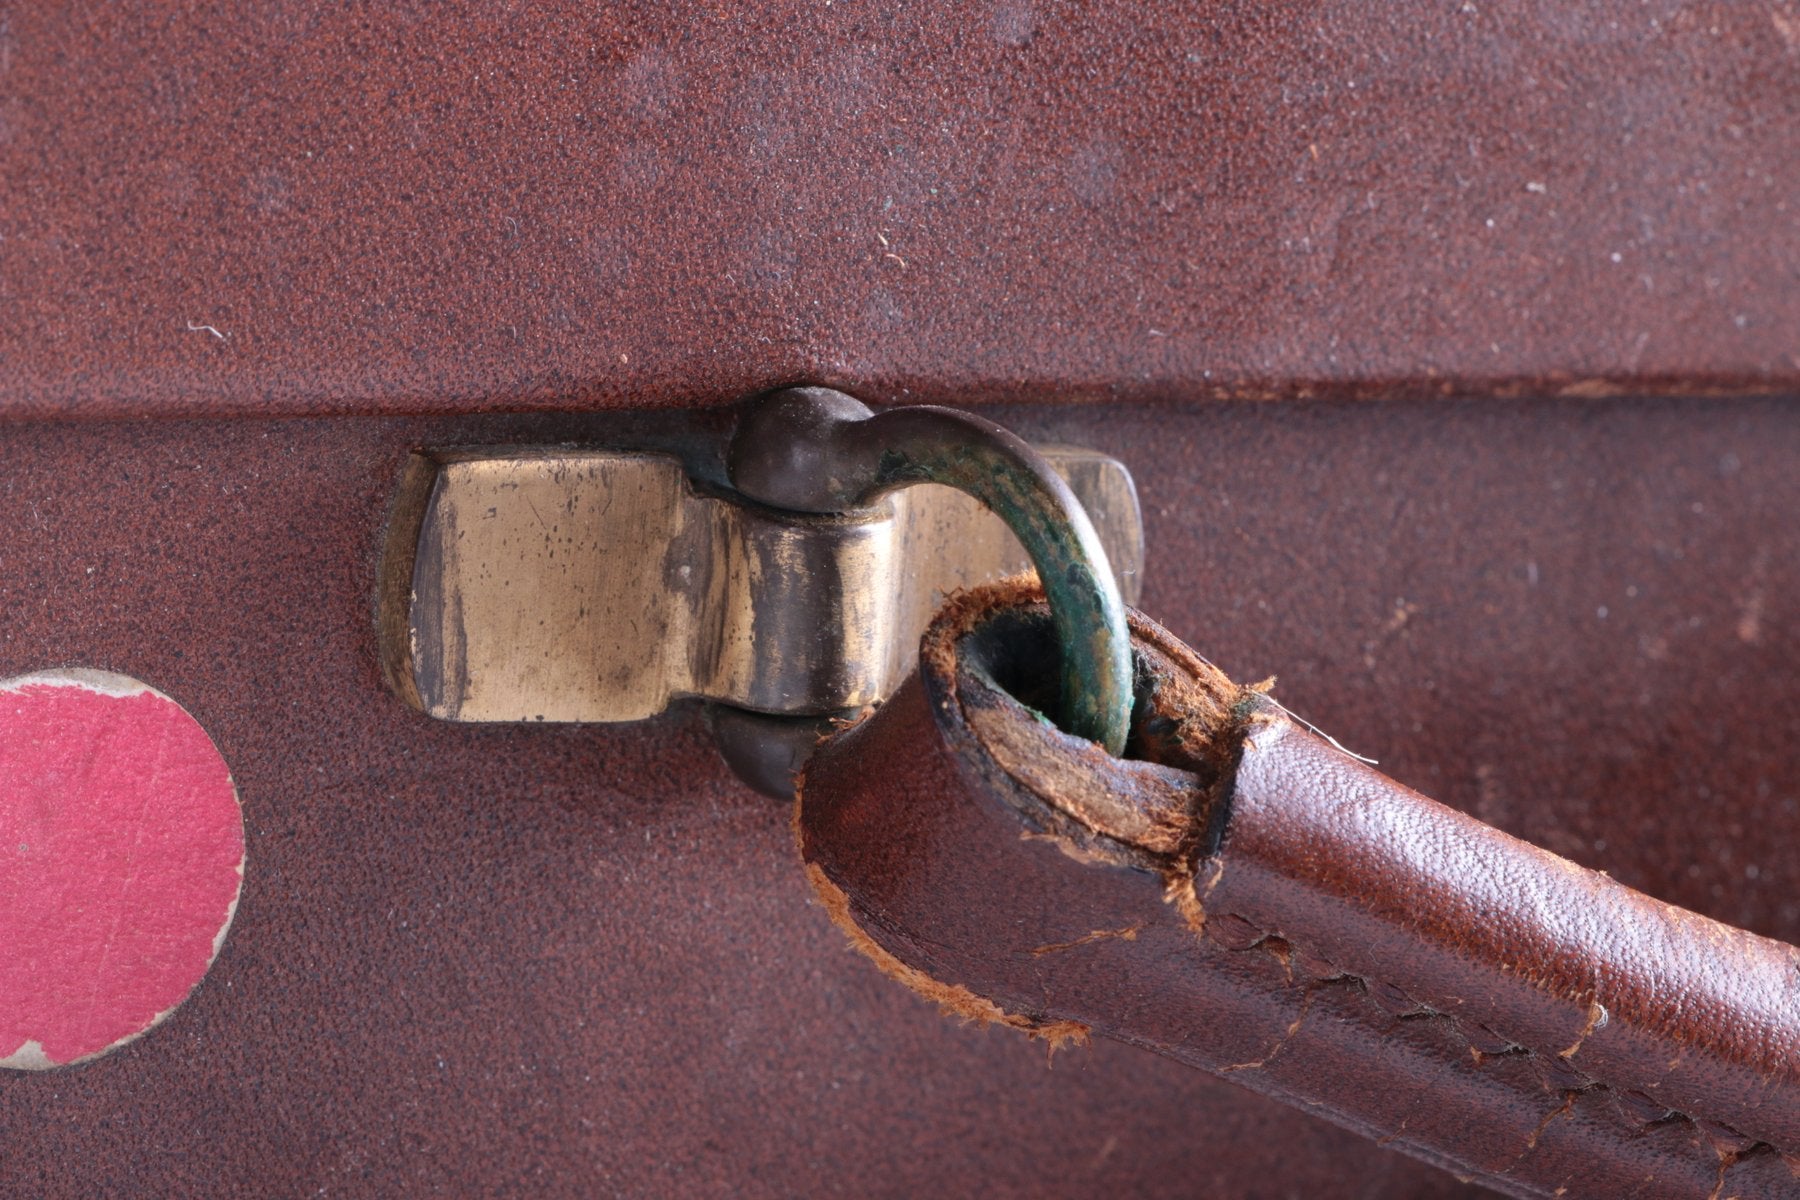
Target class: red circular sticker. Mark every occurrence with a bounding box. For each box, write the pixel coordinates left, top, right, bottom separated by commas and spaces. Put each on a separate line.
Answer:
0, 670, 243, 1070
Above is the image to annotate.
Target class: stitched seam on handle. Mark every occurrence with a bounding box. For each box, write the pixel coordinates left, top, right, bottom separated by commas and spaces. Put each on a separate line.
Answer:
1205, 907, 1794, 1167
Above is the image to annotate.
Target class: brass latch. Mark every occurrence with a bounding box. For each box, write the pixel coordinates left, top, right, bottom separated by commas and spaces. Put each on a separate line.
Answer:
378, 389, 1144, 793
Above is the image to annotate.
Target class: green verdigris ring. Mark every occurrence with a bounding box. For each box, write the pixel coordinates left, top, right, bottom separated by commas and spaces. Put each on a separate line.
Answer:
728, 388, 1133, 756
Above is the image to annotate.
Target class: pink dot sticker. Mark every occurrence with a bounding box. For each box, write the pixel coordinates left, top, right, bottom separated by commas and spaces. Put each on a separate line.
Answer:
0, 670, 243, 1070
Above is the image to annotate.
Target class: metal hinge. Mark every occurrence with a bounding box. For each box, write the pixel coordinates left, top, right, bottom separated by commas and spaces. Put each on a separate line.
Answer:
378, 389, 1144, 793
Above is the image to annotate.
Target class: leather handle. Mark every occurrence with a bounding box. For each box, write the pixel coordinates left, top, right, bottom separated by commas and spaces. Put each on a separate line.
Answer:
796, 580, 1800, 1199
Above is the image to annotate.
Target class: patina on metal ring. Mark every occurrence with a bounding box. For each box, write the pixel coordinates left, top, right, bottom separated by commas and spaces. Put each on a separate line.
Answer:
728, 387, 1134, 756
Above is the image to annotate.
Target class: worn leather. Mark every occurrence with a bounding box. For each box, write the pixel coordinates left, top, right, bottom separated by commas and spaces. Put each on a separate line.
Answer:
5, 1, 1800, 1194
2, 399, 1795, 1198
5, 3, 1800, 421
799, 581, 1800, 1198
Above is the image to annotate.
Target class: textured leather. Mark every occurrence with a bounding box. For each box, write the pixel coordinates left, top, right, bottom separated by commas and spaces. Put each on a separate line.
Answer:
799, 580, 1800, 1198
5, 3, 1800, 421
7, 2, 1800, 1185
3, 399, 1795, 1199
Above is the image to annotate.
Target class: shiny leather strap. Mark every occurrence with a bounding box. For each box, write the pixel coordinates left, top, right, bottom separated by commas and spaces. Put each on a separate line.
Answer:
796, 581, 1800, 1198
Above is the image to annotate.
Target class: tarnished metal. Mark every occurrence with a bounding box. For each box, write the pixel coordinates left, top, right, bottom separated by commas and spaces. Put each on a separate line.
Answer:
729, 389, 1134, 755
380, 441, 1142, 727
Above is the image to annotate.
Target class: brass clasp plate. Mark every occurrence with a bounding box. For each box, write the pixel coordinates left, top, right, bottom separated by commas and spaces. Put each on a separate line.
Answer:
379, 444, 1142, 726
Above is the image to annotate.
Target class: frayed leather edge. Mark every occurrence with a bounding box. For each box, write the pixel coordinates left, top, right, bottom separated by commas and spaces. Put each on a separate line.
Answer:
792, 786, 1088, 1052
922, 577, 1266, 934
920, 576, 1256, 876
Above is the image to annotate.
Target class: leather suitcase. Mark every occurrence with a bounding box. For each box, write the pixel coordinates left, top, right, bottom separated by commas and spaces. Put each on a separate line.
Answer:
3, 4, 1796, 1196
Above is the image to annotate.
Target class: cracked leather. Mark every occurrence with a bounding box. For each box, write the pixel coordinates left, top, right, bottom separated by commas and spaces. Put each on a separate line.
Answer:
798, 582, 1800, 1199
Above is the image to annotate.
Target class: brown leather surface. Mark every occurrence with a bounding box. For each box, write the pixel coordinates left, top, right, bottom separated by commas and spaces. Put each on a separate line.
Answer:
5, 3, 1800, 420
1223, 714, 1800, 1162
6, 3, 1798, 1193
1, 396, 1796, 1197
799, 581, 1800, 1197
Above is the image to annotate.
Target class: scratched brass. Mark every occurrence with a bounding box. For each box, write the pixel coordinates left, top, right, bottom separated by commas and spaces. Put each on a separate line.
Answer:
381, 447, 1143, 723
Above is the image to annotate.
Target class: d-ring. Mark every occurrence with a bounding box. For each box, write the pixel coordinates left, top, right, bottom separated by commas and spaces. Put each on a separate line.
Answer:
727, 387, 1133, 756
